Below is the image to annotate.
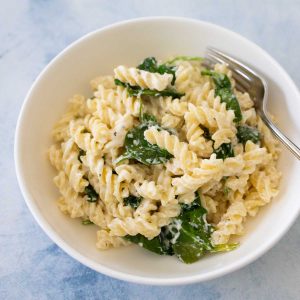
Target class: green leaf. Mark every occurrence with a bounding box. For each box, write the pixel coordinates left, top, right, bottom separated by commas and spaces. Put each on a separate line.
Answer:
201, 69, 242, 122
214, 143, 234, 160
137, 57, 176, 85
237, 125, 261, 144
84, 184, 98, 202
167, 56, 203, 64
137, 57, 158, 73
170, 192, 214, 263
141, 113, 157, 124
82, 219, 93, 225
123, 195, 142, 209
201, 69, 231, 91
115, 119, 173, 166
124, 234, 172, 255
172, 227, 208, 263
114, 79, 184, 99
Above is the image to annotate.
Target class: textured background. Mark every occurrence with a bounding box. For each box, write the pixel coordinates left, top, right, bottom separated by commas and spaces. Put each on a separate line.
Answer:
1, 0, 300, 299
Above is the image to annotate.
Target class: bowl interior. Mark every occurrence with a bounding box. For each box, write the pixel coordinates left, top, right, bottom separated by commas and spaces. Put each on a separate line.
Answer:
15, 18, 300, 284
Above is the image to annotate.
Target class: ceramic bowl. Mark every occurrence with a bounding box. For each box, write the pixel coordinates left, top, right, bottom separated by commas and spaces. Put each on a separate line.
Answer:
15, 17, 300, 285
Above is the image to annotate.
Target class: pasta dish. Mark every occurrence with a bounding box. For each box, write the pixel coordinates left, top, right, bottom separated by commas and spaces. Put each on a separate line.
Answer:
49, 56, 280, 263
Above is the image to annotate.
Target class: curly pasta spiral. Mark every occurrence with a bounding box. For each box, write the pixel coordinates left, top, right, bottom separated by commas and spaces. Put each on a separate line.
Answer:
94, 84, 140, 116
108, 198, 180, 239
114, 66, 173, 91
51, 95, 87, 142
90, 75, 115, 90
54, 171, 108, 227
115, 164, 148, 183
61, 139, 88, 193
184, 111, 213, 157
83, 115, 111, 145
242, 141, 269, 174
135, 180, 176, 206
48, 144, 63, 171
69, 120, 104, 155
175, 61, 203, 92
162, 97, 189, 117
87, 97, 122, 128
171, 154, 224, 194
244, 165, 280, 216
144, 126, 198, 171
96, 230, 130, 249
161, 114, 182, 128
184, 82, 211, 106
103, 114, 134, 153
212, 198, 247, 245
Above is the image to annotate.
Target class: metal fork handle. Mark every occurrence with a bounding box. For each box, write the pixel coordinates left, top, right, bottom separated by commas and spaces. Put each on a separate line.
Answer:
260, 112, 300, 160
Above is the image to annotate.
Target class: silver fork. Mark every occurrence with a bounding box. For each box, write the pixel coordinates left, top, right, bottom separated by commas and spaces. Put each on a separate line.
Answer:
203, 47, 300, 160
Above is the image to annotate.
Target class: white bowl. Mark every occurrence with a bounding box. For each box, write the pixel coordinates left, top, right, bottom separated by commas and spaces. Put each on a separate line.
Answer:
15, 17, 300, 285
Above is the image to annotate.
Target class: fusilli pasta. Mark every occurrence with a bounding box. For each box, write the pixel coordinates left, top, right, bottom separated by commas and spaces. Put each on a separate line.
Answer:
49, 56, 281, 262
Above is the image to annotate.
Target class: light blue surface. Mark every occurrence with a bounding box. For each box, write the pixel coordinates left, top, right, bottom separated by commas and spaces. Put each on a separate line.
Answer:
1, 1, 300, 299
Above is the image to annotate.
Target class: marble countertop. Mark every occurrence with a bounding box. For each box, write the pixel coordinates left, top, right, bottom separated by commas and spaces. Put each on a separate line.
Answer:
1, 1, 300, 299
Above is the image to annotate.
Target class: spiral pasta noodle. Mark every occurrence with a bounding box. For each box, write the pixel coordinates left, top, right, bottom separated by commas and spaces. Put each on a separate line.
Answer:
114, 66, 173, 91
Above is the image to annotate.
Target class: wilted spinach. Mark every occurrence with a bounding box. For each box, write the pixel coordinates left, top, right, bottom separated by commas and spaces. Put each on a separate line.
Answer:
124, 233, 172, 255
115, 114, 173, 165
114, 79, 184, 99
84, 184, 98, 202
170, 193, 215, 263
124, 195, 142, 209
214, 143, 234, 160
137, 57, 176, 85
201, 69, 242, 122
237, 125, 261, 144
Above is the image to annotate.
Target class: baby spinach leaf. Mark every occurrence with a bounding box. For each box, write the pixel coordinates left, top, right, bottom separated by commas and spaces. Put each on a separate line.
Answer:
124, 234, 171, 255
237, 125, 261, 144
137, 57, 158, 73
115, 117, 173, 165
123, 195, 142, 209
114, 79, 184, 99
202, 69, 231, 91
201, 69, 242, 122
171, 192, 214, 263
141, 113, 157, 124
180, 192, 203, 212
137, 57, 176, 85
214, 143, 234, 160
84, 184, 98, 202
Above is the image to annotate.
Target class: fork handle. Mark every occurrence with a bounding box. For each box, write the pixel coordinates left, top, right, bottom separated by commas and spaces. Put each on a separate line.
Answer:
260, 113, 300, 160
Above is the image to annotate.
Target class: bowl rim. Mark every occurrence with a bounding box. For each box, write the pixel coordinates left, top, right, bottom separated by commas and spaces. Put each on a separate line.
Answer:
14, 16, 300, 285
